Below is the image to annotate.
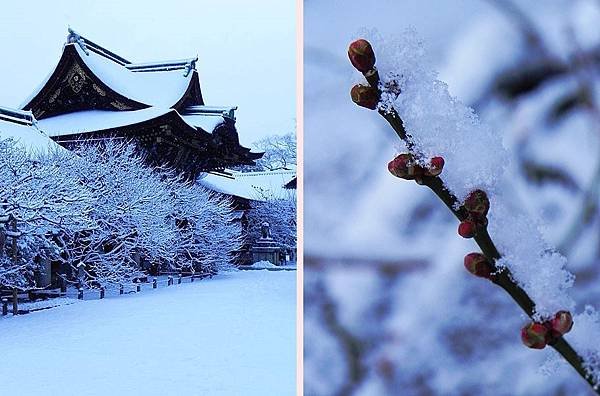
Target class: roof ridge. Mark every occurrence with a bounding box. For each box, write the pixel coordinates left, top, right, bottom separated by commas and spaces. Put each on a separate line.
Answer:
67, 28, 197, 76
183, 105, 237, 119
0, 105, 35, 126
236, 170, 296, 177
68, 28, 131, 65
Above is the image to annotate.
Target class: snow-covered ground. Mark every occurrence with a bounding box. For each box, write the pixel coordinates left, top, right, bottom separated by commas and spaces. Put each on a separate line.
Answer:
0, 270, 296, 395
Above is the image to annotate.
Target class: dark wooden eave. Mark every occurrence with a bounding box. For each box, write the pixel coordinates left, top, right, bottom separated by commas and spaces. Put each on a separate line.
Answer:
49, 110, 261, 179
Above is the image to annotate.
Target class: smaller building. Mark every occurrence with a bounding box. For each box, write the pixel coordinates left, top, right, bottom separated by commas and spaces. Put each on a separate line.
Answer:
199, 168, 297, 265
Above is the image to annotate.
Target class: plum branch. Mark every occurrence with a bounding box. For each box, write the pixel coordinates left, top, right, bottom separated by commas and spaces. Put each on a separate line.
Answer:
348, 38, 600, 393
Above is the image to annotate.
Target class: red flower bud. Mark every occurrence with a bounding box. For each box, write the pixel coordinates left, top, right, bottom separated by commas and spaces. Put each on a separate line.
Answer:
463, 253, 493, 279
388, 154, 412, 179
425, 156, 445, 176
458, 220, 477, 238
549, 311, 573, 336
348, 39, 376, 73
351, 85, 379, 110
464, 189, 490, 216
521, 322, 549, 349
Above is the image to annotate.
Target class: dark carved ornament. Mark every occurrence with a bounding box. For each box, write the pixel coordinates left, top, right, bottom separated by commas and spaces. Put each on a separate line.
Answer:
26, 45, 146, 119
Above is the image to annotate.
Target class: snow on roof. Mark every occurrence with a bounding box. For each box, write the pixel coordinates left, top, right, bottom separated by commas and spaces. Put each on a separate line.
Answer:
37, 107, 173, 137
36, 107, 229, 137
181, 105, 237, 133
0, 107, 64, 153
199, 169, 296, 201
73, 44, 193, 108
22, 29, 198, 110
181, 114, 225, 134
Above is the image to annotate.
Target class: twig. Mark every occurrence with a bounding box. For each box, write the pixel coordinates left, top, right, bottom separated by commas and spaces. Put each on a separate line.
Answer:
362, 67, 599, 393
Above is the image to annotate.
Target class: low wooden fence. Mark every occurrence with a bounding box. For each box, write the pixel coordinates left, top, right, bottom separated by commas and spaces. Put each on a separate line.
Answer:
1, 272, 213, 317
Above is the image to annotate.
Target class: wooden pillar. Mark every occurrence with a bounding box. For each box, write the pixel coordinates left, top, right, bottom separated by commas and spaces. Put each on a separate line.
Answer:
10, 217, 17, 260
12, 289, 18, 315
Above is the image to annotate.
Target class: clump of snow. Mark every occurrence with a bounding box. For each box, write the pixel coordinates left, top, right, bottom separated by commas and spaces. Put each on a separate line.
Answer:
367, 28, 509, 201
489, 195, 575, 319
251, 260, 279, 269
362, 30, 578, 319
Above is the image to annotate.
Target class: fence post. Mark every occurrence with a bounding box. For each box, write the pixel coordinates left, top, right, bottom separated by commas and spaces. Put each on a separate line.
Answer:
2, 298, 8, 316
12, 289, 18, 315
60, 283, 67, 294
153, 278, 157, 289
191, 274, 194, 283
168, 276, 172, 286
78, 288, 83, 300
136, 281, 141, 293
119, 284, 123, 295
178, 274, 182, 285
100, 287, 105, 299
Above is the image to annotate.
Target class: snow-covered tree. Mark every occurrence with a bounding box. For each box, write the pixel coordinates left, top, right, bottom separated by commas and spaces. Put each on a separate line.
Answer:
247, 191, 297, 253
169, 182, 242, 274
240, 131, 296, 172
57, 141, 243, 287
59, 142, 175, 288
0, 139, 93, 289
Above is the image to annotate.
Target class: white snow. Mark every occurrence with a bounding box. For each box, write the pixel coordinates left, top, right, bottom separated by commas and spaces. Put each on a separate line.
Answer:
37, 107, 172, 137
368, 29, 580, 319
372, 29, 509, 202
0, 118, 64, 153
199, 169, 296, 201
37, 107, 229, 137
74, 44, 193, 108
0, 270, 296, 396
182, 114, 225, 134
251, 260, 279, 269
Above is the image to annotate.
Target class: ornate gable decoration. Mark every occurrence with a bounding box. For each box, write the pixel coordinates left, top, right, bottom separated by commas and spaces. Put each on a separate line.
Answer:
25, 45, 146, 119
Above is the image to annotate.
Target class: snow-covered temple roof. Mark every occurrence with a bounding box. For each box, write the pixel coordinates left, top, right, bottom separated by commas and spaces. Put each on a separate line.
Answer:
22, 29, 201, 113
13, 28, 262, 176
0, 106, 64, 153
199, 169, 296, 201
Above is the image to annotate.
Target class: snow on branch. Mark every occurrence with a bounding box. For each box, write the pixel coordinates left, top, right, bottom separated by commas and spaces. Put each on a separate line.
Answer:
348, 30, 600, 392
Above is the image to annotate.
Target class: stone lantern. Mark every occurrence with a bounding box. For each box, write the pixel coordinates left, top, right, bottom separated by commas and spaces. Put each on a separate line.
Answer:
251, 222, 281, 265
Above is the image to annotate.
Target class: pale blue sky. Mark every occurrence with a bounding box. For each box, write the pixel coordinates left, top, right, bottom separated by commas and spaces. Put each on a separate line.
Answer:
0, 0, 296, 146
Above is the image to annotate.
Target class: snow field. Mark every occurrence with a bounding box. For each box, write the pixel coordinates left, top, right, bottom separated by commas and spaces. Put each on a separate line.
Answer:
0, 270, 296, 396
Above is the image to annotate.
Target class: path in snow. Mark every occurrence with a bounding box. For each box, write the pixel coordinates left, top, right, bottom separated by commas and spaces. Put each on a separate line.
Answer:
0, 270, 296, 396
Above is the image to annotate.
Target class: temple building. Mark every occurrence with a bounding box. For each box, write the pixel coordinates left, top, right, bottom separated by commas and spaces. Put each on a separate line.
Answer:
19, 28, 261, 178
